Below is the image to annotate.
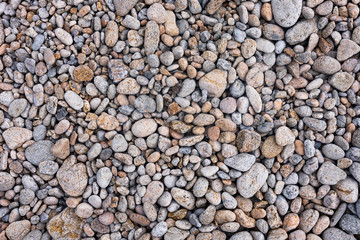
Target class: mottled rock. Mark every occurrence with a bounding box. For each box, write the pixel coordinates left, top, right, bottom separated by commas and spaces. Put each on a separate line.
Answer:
237, 163, 268, 198
57, 156, 88, 197
47, 208, 84, 240
3, 127, 32, 149
199, 69, 227, 97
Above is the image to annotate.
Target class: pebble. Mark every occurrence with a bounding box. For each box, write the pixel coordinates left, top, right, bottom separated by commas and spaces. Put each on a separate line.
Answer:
57, 157, 88, 197
237, 163, 269, 198
272, 0, 302, 27
171, 187, 196, 210
54, 28, 73, 45
224, 153, 256, 172
317, 161, 346, 185
6, 220, 31, 240
25, 140, 55, 166
3, 127, 32, 149
47, 208, 84, 240
199, 69, 228, 97
64, 90, 83, 111
0, 172, 15, 191
132, 118, 158, 137
0, 0, 359, 239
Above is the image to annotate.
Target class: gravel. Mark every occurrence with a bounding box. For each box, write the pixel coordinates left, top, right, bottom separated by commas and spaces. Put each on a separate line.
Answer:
0, 0, 359, 239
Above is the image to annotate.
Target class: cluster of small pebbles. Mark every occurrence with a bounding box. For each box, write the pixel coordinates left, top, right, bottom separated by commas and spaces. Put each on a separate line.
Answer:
1, 0, 360, 239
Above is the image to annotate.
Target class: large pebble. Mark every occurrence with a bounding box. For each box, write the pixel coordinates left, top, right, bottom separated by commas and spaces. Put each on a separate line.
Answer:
272, 0, 302, 27
237, 163, 268, 198
132, 119, 158, 137
199, 69, 227, 97
3, 127, 32, 149
171, 187, 196, 210
57, 156, 88, 197
54, 28, 73, 45
25, 140, 55, 166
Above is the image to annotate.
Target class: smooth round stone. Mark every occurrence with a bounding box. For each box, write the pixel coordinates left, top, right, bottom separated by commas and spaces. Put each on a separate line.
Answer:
64, 90, 84, 111
272, 0, 302, 27
54, 28, 73, 45
39, 161, 59, 175
131, 119, 158, 137
219, 97, 237, 114
322, 144, 345, 160
111, 134, 128, 152
19, 189, 35, 205
96, 167, 112, 189
152, 221, 168, 237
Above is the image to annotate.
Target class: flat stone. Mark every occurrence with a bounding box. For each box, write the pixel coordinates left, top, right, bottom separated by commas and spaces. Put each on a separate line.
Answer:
144, 21, 160, 56
3, 127, 32, 149
224, 153, 256, 172
111, 134, 128, 152
285, 19, 317, 45
237, 163, 268, 198
147, 3, 167, 23
322, 144, 345, 160
64, 90, 83, 111
329, 72, 354, 92
312, 56, 341, 75
8, 99, 27, 117
261, 136, 283, 158
337, 39, 360, 62
105, 21, 118, 47
303, 117, 327, 132
96, 167, 112, 189
54, 28, 73, 45
246, 85, 262, 113
6, 220, 30, 240
323, 228, 356, 240
164, 227, 189, 240
25, 140, 56, 166
317, 161, 347, 185
47, 208, 84, 240
113, 0, 138, 16
275, 126, 295, 146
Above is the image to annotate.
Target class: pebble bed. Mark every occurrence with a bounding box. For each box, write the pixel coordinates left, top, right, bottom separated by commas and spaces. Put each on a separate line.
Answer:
0, 0, 360, 239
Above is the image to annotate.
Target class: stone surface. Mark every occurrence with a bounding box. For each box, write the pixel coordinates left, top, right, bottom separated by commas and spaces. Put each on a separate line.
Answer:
237, 163, 268, 198
3, 127, 33, 149
199, 69, 227, 97
272, 0, 302, 27
47, 208, 84, 240
57, 157, 88, 197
